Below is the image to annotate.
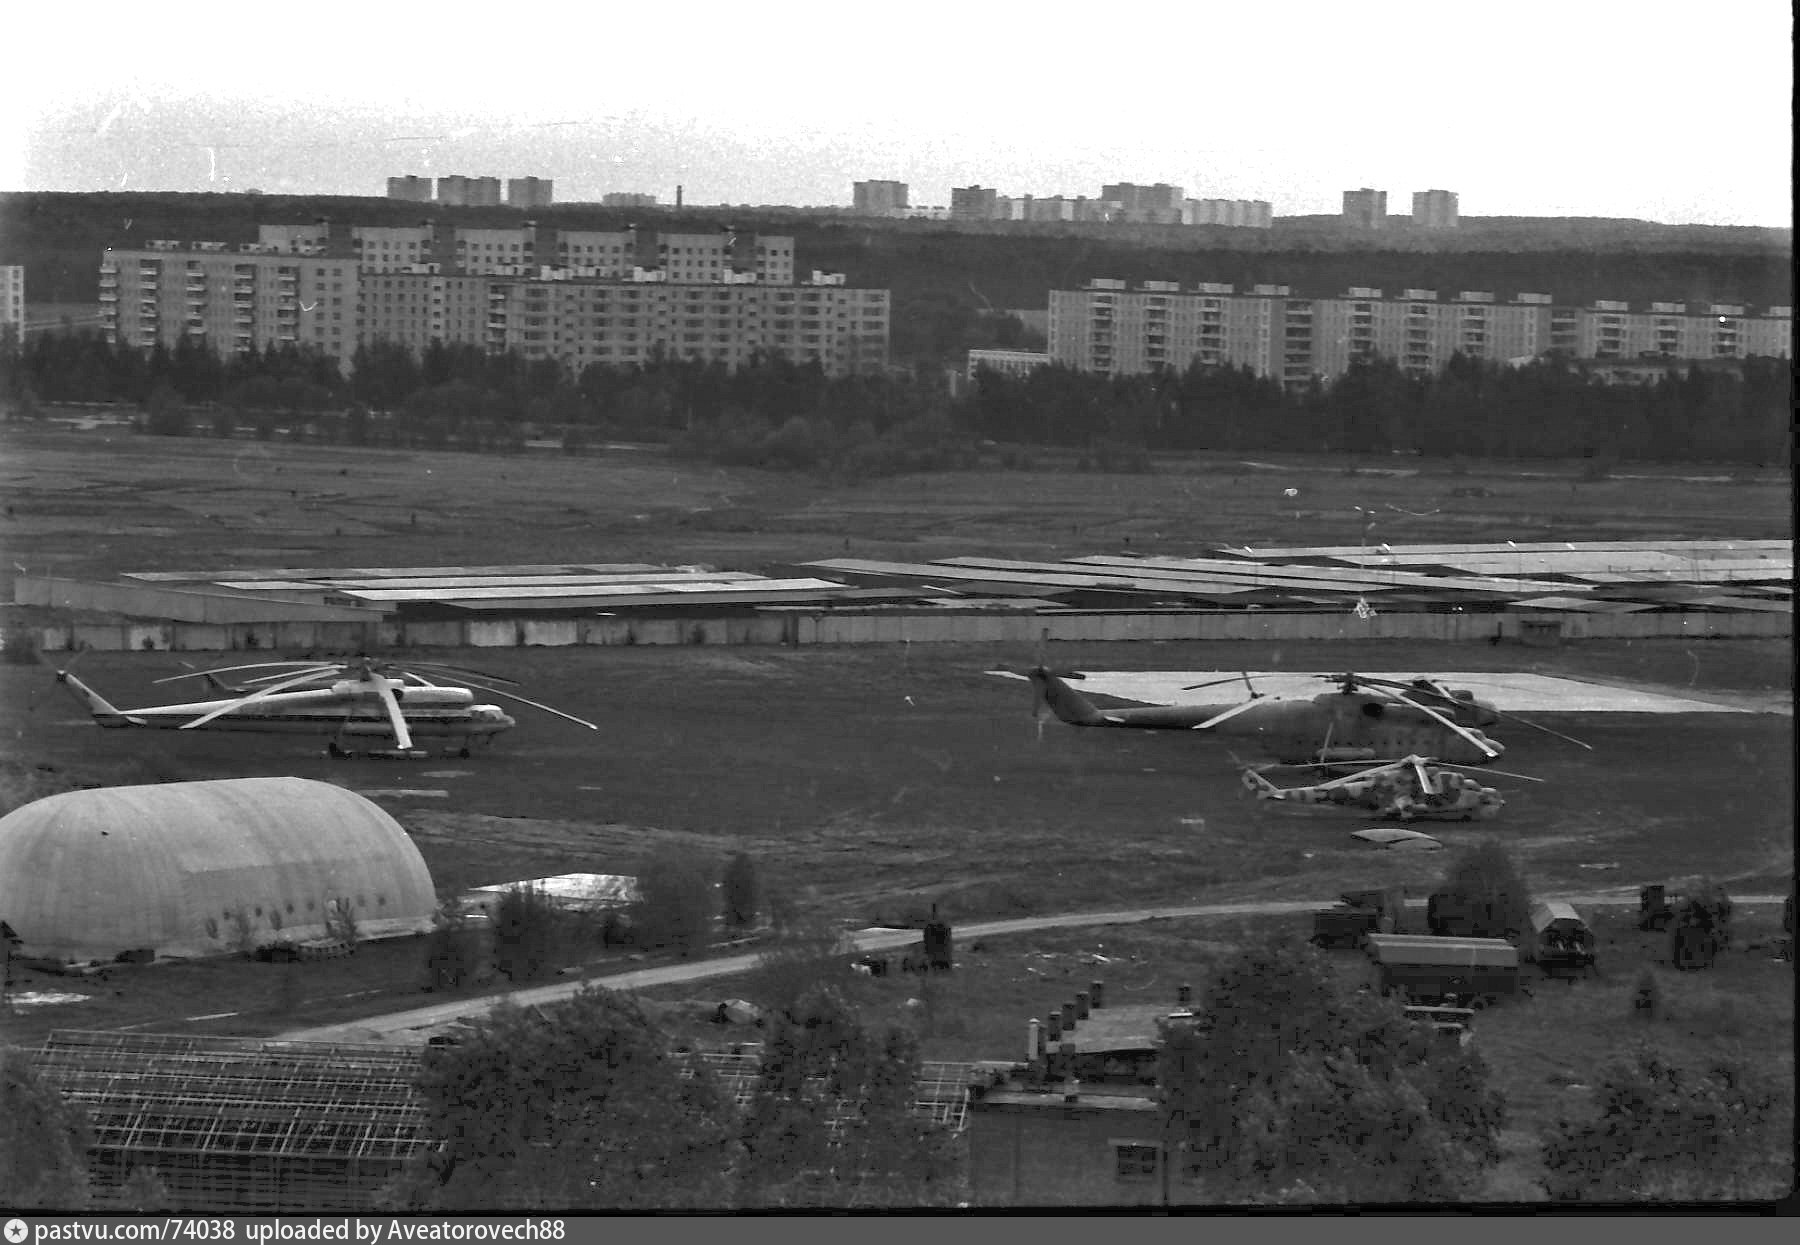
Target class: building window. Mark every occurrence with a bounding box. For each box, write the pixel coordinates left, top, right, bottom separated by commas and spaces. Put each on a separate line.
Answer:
1114, 1143, 1159, 1184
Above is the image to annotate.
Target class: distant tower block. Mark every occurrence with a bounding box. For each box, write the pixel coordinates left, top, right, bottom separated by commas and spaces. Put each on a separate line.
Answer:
1342, 187, 1388, 229
1412, 189, 1459, 229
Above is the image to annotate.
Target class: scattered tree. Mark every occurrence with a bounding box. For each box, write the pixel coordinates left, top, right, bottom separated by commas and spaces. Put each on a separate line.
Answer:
1540, 1048, 1782, 1200
737, 984, 962, 1208
490, 885, 563, 984
1432, 839, 1534, 942
398, 987, 737, 1211
632, 847, 717, 955
0, 1049, 92, 1210
721, 851, 761, 930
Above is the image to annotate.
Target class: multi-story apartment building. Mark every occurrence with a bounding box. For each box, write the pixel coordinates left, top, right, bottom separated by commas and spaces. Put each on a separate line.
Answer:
1184, 199, 1273, 228
852, 180, 909, 216
482, 276, 888, 373
1047, 279, 1791, 384
1100, 183, 1185, 223
951, 185, 999, 221
0, 265, 24, 331
507, 178, 553, 209
1342, 188, 1388, 229
436, 176, 502, 207
99, 226, 882, 378
98, 239, 359, 368
1412, 189, 1459, 229
385, 176, 432, 203
601, 192, 658, 207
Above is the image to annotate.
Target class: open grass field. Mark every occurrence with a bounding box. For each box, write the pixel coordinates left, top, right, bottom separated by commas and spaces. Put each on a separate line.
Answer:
0, 423, 1791, 1199
0, 422, 1789, 586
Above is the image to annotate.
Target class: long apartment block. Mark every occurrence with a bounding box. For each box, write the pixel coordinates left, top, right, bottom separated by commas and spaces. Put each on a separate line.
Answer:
98, 224, 887, 377
1049, 280, 1792, 384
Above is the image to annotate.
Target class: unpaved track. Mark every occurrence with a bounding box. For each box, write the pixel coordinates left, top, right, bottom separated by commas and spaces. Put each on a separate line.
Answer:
280, 891, 1784, 1045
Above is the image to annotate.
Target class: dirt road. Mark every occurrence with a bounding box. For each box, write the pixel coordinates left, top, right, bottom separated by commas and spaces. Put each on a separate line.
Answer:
279, 891, 1783, 1045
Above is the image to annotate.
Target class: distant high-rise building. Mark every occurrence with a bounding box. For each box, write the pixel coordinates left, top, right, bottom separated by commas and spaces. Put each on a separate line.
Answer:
507, 178, 554, 209
1101, 183, 1185, 223
1184, 199, 1273, 228
386, 176, 433, 203
1342, 188, 1388, 229
437, 176, 502, 207
601, 192, 659, 207
1412, 189, 1459, 229
853, 180, 909, 216
951, 185, 999, 221
0, 265, 23, 332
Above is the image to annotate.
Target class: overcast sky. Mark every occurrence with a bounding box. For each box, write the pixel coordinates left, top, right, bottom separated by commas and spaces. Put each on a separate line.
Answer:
4, 0, 1792, 225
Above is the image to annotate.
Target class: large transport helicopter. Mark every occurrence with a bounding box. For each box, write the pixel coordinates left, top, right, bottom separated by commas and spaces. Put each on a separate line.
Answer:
1017, 668, 1584, 766
53, 656, 597, 758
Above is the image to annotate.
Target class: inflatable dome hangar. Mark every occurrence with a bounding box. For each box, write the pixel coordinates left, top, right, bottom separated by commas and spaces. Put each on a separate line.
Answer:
0, 777, 438, 962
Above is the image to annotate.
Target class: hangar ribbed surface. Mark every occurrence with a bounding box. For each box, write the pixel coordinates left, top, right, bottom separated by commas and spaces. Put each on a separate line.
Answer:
0, 777, 437, 961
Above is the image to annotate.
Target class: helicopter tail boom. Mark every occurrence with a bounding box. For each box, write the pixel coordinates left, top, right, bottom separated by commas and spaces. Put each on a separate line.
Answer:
55, 671, 141, 725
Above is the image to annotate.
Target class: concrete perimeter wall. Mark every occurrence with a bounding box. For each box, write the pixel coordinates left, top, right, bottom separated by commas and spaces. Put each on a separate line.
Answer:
20, 609, 1789, 653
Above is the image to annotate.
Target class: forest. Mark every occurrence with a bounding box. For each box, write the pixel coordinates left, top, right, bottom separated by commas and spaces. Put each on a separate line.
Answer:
2, 327, 1788, 475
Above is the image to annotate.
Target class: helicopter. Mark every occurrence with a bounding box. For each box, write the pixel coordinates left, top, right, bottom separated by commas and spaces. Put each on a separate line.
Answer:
1238, 754, 1543, 821
51, 656, 598, 758
1013, 666, 1535, 766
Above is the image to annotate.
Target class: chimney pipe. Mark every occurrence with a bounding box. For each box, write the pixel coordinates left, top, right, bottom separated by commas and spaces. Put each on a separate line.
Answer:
1075, 991, 1090, 1020
1028, 1018, 1039, 1063
1047, 1011, 1062, 1043
1178, 984, 1193, 1007
1063, 1003, 1078, 1033
1091, 980, 1105, 1009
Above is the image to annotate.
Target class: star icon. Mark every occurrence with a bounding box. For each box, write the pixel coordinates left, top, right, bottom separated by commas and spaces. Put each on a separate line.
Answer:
5, 1219, 30, 1244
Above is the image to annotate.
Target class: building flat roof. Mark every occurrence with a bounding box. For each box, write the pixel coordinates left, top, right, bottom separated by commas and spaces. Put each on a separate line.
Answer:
341, 577, 846, 603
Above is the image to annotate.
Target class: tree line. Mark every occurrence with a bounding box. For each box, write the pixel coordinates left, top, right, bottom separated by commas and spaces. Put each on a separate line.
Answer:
2, 327, 1789, 470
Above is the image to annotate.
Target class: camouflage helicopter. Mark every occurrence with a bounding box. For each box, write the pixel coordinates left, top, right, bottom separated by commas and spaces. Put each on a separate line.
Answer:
1238, 753, 1544, 821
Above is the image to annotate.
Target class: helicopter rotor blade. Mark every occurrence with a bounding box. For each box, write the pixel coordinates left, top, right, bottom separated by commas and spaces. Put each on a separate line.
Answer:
433, 678, 598, 730
376, 679, 414, 751
1182, 676, 1249, 693
1378, 687, 1499, 759
1486, 706, 1593, 750
1192, 699, 1266, 731
395, 660, 523, 687
180, 668, 341, 729
1423, 760, 1545, 783
154, 661, 338, 686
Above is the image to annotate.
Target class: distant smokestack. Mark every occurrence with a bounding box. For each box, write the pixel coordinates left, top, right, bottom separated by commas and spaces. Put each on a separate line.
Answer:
676, 184, 683, 208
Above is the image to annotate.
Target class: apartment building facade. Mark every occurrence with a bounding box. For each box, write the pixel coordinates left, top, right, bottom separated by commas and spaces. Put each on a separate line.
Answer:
98, 225, 884, 378
1185, 199, 1273, 228
0, 265, 23, 330
853, 180, 909, 216
436, 176, 503, 207
385, 176, 433, 203
507, 178, 553, 209
1412, 189, 1459, 228
1048, 279, 1792, 384
1343, 188, 1388, 229
98, 240, 359, 368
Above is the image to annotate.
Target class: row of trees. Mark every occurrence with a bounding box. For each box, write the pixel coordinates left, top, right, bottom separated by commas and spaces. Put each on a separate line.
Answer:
4, 326, 1790, 468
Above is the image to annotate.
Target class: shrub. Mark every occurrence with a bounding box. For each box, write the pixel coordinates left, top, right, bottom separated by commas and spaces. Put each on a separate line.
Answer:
1433, 840, 1533, 941
633, 848, 717, 955
491, 886, 562, 985
721, 851, 760, 930
423, 904, 488, 991
1540, 1048, 1781, 1200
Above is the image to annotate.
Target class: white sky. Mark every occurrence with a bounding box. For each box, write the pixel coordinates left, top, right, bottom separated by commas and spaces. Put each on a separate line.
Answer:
3, 0, 1793, 224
